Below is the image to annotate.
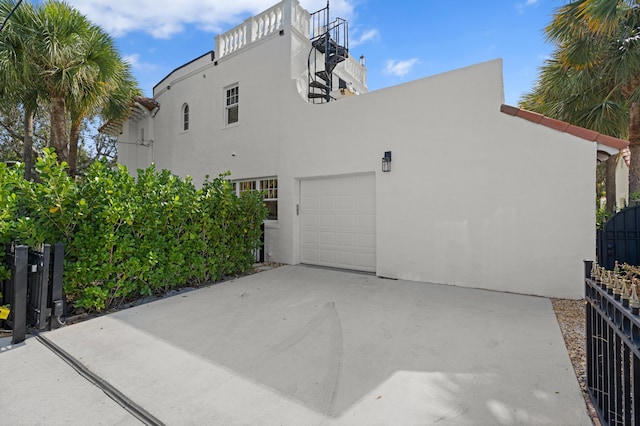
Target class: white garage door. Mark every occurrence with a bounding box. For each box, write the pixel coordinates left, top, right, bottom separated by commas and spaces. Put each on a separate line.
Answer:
300, 173, 376, 272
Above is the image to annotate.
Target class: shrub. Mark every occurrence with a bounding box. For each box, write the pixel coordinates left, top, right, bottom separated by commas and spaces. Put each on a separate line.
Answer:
1, 149, 268, 311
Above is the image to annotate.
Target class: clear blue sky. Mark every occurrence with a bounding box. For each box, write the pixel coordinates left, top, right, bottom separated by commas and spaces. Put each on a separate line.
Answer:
60, 0, 561, 106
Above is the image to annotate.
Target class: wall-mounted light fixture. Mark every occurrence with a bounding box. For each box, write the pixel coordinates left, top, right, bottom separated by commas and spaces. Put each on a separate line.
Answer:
382, 151, 392, 172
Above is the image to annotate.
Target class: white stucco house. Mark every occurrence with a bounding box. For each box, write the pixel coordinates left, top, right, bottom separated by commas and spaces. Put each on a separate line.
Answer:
102, 0, 628, 299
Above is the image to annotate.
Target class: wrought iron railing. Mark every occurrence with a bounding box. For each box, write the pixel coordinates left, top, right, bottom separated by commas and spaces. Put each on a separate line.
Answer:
584, 260, 640, 425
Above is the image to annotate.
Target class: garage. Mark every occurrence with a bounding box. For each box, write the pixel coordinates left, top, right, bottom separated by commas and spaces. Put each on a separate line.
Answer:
300, 173, 376, 272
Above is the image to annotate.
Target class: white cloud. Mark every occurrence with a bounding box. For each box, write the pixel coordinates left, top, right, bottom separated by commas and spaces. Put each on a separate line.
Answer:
350, 28, 380, 47
516, 0, 540, 14
66, 0, 355, 39
384, 58, 419, 77
123, 53, 158, 72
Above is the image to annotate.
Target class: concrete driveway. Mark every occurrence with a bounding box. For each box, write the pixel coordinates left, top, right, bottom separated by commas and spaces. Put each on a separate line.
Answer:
1, 265, 591, 425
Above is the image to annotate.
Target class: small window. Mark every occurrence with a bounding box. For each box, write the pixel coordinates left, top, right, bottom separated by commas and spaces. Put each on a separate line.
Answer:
260, 178, 278, 221
182, 103, 189, 131
225, 85, 239, 125
239, 180, 256, 193
233, 177, 278, 220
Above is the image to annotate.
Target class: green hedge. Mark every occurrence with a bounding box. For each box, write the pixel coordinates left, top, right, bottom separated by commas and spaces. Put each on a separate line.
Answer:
0, 149, 267, 311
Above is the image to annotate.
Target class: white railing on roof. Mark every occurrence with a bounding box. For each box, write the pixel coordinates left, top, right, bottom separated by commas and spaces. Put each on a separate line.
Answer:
217, 1, 289, 59
214, 0, 367, 89
291, 0, 309, 37
342, 55, 366, 87
216, 0, 311, 59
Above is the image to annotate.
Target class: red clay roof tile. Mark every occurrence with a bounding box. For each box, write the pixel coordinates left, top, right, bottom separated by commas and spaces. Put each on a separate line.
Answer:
595, 133, 628, 150
565, 125, 599, 141
501, 104, 629, 151
540, 116, 570, 132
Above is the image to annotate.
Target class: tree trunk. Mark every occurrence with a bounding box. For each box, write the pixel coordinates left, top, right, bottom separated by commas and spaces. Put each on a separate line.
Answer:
629, 103, 640, 195
605, 154, 617, 213
69, 118, 81, 176
49, 96, 69, 165
22, 110, 34, 181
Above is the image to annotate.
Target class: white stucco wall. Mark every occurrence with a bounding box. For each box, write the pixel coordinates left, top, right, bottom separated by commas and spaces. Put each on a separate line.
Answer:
274, 59, 595, 299
117, 0, 598, 299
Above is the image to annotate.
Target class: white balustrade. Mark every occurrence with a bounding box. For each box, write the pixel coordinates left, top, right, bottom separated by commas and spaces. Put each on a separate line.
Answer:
291, 1, 309, 36
342, 55, 366, 86
217, 1, 287, 58
215, 0, 367, 90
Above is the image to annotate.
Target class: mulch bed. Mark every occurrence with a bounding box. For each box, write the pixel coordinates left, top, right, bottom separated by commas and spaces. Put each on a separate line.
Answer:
551, 298, 601, 426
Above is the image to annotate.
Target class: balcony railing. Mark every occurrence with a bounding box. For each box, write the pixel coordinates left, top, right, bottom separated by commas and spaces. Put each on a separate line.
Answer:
216, 0, 310, 59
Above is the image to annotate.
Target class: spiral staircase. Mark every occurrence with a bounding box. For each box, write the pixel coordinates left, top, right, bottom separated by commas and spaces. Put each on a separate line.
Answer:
308, 2, 348, 103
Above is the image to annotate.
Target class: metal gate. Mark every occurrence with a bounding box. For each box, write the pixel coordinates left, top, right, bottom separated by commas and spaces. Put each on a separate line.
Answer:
1, 243, 65, 344
598, 205, 640, 270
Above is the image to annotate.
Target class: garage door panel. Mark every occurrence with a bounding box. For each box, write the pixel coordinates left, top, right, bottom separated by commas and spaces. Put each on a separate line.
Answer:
302, 231, 318, 244
338, 214, 357, 228
319, 196, 336, 210
318, 214, 336, 227
303, 248, 318, 262
301, 213, 318, 227
337, 195, 356, 209
318, 249, 337, 264
336, 251, 356, 267
301, 174, 376, 272
317, 179, 335, 194
318, 231, 336, 245
302, 197, 318, 210
357, 234, 375, 249
337, 233, 356, 247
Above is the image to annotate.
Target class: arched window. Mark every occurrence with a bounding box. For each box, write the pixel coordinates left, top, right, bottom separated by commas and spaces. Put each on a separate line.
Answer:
182, 103, 189, 131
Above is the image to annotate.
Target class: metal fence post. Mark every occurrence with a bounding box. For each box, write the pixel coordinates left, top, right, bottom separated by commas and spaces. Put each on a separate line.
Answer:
50, 243, 65, 329
35, 244, 50, 331
584, 260, 594, 397
12, 245, 28, 344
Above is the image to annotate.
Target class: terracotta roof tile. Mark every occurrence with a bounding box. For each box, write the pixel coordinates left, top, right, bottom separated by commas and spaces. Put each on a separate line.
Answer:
565, 125, 598, 141
595, 133, 628, 150
99, 96, 159, 137
499, 104, 519, 116
501, 104, 629, 151
540, 116, 570, 132
135, 96, 159, 111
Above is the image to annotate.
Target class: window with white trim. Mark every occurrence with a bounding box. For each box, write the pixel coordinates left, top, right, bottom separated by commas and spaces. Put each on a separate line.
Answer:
232, 177, 277, 220
182, 103, 189, 131
225, 84, 239, 125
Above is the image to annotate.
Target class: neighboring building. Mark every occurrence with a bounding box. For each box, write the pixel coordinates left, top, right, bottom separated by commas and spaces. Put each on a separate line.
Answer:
103, 0, 627, 299
615, 148, 631, 209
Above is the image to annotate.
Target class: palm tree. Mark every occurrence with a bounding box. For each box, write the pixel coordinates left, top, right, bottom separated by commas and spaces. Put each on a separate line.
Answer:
0, 0, 140, 173
543, 0, 640, 194
26, 1, 95, 166
66, 25, 140, 175
521, 53, 628, 138
0, 0, 40, 179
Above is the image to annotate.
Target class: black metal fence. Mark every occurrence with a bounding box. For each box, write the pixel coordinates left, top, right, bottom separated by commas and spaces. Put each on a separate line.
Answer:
1, 243, 65, 344
584, 260, 640, 425
597, 204, 640, 271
